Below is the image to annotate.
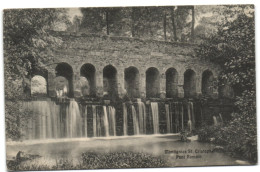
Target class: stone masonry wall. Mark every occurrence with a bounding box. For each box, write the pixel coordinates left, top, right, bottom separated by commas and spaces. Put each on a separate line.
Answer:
43, 31, 221, 98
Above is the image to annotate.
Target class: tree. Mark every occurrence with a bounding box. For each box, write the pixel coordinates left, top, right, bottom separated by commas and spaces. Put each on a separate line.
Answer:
4, 8, 70, 140
197, 8, 255, 95
170, 7, 177, 41
191, 6, 195, 41
79, 6, 197, 41
196, 5, 256, 162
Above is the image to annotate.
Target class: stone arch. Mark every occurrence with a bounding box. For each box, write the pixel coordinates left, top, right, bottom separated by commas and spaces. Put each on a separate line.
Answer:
55, 62, 74, 97
184, 69, 196, 98
26, 67, 49, 96
80, 63, 96, 97
146, 67, 160, 98
124, 66, 140, 98
166, 68, 178, 98
103, 65, 118, 99
202, 70, 214, 97
31, 75, 48, 96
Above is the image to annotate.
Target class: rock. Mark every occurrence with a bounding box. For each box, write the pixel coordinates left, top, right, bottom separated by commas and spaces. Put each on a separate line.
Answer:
16, 151, 29, 162
16, 151, 41, 162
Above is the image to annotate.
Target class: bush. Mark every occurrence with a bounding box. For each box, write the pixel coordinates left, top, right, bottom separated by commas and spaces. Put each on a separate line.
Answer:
197, 109, 257, 163
5, 101, 34, 141
81, 151, 168, 169
8, 151, 169, 170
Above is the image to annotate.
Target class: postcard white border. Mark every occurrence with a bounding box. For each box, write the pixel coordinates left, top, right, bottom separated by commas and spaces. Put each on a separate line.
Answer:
0, 0, 259, 172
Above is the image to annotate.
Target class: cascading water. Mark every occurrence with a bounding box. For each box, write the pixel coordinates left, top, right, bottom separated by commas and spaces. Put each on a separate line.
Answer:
190, 102, 195, 129
21, 97, 200, 140
103, 106, 110, 137
168, 102, 184, 133
219, 113, 223, 123
68, 100, 82, 138
187, 102, 195, 132
165, 104, 171, 133
84, 105, 88, 137
108, 106, 116, 136
180, 102, 184, 131
137, 99, 146, 134
123, 103, 128, 136
96, 106, 102, 137
213, 116, 218, 125
151, 102, 159, 134
92, 105, 97, 137
23, 100, 60, 140
213, 113, 223, 126
131, 105, 140, 135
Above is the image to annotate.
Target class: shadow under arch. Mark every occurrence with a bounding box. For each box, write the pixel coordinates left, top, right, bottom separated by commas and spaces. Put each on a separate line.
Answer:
103, 65, 118, 100
124, 66, 140, 98
184, 69, 196, 98
165, 68, 178, 98
55, 62, 74, 97
202, 69, 214, 97
80, 63, 96, 97
146, 67, 160, 98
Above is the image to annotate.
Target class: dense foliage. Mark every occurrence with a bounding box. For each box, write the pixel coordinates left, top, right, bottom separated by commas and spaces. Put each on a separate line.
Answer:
196, 5, 256, 163
4, 9, 69, 140
4, 8, 69, 99
78, 6, 195, 41
7, 151, 168, 170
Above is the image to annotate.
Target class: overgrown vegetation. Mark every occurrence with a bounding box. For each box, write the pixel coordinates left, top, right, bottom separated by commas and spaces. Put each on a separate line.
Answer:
7, 151, 169, 170
196, 5, 256, 163
4, 9, 69, 140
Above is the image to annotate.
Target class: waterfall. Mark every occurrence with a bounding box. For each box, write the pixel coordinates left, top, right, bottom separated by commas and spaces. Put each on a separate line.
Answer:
170, 102, 177, 133
123, 103, 128, 136
68, 100, 82, 138
108, 106, 116, 136
219, 113, 223, 123
96, 107, 102, 137
131, 105, 140, 135
137, 99, 146, 134
23, 100, 61, 140
190, 102, 195, 130
84, 105, 88, 137
165, 104, 171, 133
22, 100, 119, 139
65, 105, 69, 137
187, 102, 195, 132
180, 102, 184, 131
92, 105, 97, 137
103, 106, 110, 137
38, 101, 50, 139
21, 98, 203, 140
151, 102, 159, 134
63, 85, 67, 95
50, 101, 60, 139
213, 116, 218, 125
187, 102, 192, 132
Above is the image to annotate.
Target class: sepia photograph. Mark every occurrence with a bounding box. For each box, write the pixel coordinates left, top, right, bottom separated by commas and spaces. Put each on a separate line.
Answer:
2, 2, 257, 171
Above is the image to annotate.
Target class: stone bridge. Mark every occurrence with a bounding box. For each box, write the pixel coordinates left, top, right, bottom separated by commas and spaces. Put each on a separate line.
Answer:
28, 31, 226, 99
